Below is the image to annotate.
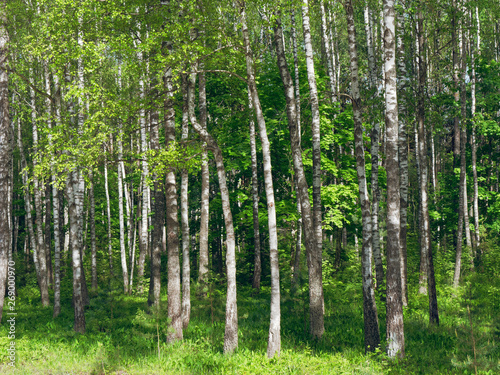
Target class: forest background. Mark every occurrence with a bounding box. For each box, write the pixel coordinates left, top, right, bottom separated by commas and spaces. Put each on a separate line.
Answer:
0, 0, 499, 373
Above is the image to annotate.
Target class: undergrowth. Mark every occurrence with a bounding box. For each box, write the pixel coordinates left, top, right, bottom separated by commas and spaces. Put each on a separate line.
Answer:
0, 243, 499, 374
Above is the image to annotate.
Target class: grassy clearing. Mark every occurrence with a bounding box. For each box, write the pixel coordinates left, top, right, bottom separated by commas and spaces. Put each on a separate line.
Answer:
1, 247, 499, 374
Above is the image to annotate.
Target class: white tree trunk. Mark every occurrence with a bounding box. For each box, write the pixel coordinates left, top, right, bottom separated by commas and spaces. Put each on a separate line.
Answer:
188, 69, 238, 354
320, 0, 336, 102
273, 14, 324, 339
104, 154, 114, 276
49, 69, 63, 316
290, 9, 303, 288
383, 0, 405, 358
89, 172, 98, 291
302, 3, 324, 304
344, 0, 380, 353
198, 68, 210, 287
471, 7, 480, 250
137, 47, 149, 293
117, 67, 129, 294
30, 67, 50, 307
0, 1, 11, 322
165, 64, 183, 342
181, 73, 191, 327
396, 10, 409, 307
241, 4, 280, 358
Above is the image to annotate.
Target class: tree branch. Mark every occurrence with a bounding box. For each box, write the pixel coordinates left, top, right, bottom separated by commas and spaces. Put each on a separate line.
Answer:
6, 66, 55, 103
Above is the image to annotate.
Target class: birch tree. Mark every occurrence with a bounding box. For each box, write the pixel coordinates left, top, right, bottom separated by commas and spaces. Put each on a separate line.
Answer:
188, 69, 238, 354
0, 0, 11, 322
383, 0, 404, 358
165, 63, 182, 342
273, 12, 324, 340
181, 73, 190, 326
301, 0, 323, 285
344, 0, 380, 353
240, 2, 280, 357
416, 9, 439, 325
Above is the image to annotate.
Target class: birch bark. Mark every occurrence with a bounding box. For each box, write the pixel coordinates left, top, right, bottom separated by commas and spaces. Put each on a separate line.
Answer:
416, 11, 439, 325
30, 68, 50, 307
117, 67, 129, 294
273, 14, 324, 339
181, 74, 190, 326
188, 70, 238, 354
383, 0, 404, 358
320, 0, 336, 102
137, 48, 149, 293
241, 4, 280, 357
148, 102, 163, 306
344, 0, 380, 352
198, 69, 210, 288
89, 172, 98, 291
396, 9, 408, 306
471, 7, 480, 250
290, 9, 302, 287
301, 1, 323, 296
104, 154, 114, 275
0, 0, 11, 322
248, 87, 261, 291
165, 64, 182, 342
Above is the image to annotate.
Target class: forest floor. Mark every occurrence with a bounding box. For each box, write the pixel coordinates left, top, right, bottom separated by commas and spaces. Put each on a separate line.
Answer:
1, 246, 499, 374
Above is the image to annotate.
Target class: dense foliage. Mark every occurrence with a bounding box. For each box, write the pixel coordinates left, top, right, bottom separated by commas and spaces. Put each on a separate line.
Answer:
1, 0, 500, 373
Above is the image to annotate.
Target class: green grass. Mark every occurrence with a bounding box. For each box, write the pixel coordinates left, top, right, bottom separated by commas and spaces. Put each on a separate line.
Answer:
1, 247, 499, 374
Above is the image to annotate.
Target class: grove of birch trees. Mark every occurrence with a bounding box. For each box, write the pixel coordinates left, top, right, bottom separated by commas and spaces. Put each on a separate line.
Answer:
1, 0, 500, 368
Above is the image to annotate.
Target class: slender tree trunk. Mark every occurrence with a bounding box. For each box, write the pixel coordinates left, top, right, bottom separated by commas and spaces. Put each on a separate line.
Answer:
364, 5, 376, 88
290, 9, 303, 288
129, 191, 138, 293
188, 69, 238, 354
52, 168, 61, 316
198, 69, 210, 288
371, 96, 383, 290
241, 4, 280, 357
452, 0, 460, 164
68, 170, 86, 333
301, 4, 324, 311
104, 154, 114, 276
248, 87, 261, 291
48, 69, 62, 315
416, 11, 439, 325
454, 15, 467, 288
117, 68, 129, 294
320, 0, 336, 102
30, 68, 50, 307
0, 2, 11, 322
181, 74, 191, 327
471, 7, 480, 251
344, 0, 380, 353
397, 10, 409, 307
363, 3, 384, 289
89, 172, 98, 291
164, 63, 183, 341
273, 13, 324, 340
383, 0, 404, 358
460, 23, 472, 252
137, 51, 149, 293
44, 183, 53, 288
18, 122, 40, 283
147, 106, 163, 307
